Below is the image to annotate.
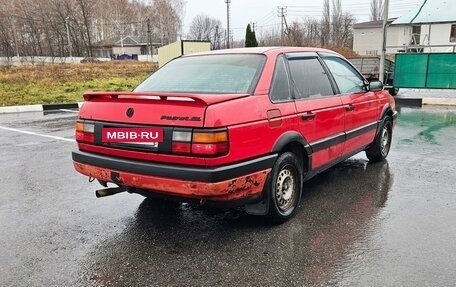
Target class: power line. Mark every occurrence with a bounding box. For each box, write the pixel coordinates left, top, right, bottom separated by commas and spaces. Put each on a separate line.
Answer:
260, 14, 278, 24
277, 6, 287, 45
256, 9, 276, 23
232, 23, 280, 30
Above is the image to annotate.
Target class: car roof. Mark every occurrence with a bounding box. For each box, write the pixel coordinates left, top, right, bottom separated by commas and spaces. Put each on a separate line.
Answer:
183, 46, 342, 57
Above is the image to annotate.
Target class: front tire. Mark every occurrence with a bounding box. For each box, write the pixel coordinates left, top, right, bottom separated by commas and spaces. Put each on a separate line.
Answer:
266, 152, 302, 223
366, 117, 392, 162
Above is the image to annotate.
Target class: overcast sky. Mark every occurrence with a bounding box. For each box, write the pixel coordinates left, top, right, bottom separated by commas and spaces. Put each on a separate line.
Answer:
183, 0, 423, 39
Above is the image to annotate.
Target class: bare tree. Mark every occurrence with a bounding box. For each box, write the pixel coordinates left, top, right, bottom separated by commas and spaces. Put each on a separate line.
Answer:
370, 0, 384, 21
316, 0, 355, 48
91, 0, 147, 42
331, 0, 343, 46
0, 2, 16, 60
75, 0, 94, 57
321, 0, 330, 47
256, 26, 281, 47
151, 0, 184, 45
339, 12, 355, 48
303, 18, 321, 46
189, 14, 223, 48
0, 0, 186, 59
285, 21, 304, 46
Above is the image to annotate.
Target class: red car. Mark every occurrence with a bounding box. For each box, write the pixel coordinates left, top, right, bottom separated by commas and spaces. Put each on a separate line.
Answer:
73, 47, 397, 222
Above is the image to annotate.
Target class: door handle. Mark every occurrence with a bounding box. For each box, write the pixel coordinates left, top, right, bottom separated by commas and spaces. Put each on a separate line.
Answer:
301, 113, 316, 120
345, 105, 355, 111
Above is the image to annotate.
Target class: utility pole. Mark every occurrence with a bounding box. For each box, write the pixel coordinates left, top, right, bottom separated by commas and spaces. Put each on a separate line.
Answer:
215, 25, 219, 49
147, 19, 152, 58
278, 7, 287, 46
379, 0, 390, 83
66, 17, 72, 59
251, 22, 257, 32
120, 33, 124, 55
8, 4, 20, 61
114, 7, 125, 55
160, 21, 164, 47
225, 0, 231, 48
11, 21, 20, 59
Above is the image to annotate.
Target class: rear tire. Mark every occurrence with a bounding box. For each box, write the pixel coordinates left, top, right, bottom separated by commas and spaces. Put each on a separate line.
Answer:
266, 152, 302, 223
366, 117, 392, 162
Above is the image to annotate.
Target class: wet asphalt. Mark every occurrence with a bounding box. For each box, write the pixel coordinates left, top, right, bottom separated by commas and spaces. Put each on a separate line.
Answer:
0, 106, 455, 287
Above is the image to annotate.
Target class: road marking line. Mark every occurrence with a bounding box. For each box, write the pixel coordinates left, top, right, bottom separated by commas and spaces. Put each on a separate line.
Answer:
0, 126, 76, 142
59, 109, 79, 113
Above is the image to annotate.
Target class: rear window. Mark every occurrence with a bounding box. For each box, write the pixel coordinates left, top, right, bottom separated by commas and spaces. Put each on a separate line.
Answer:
135, 54, 266, 94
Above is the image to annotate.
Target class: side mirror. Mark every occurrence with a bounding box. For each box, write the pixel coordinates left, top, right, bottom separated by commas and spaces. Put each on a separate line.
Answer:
369, 81, 384, 92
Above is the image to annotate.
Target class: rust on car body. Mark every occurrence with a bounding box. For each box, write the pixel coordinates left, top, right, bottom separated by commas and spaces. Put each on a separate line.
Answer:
74, 162, 270, 202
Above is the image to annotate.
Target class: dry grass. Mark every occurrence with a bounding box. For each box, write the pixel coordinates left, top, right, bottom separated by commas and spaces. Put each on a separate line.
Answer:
0, 61, 157, 106
326, 46, 360, 58
0, 49, 361, 106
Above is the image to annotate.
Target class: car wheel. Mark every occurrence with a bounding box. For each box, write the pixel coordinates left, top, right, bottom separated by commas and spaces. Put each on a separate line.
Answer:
366, 117, 392, 162
267, 152, 302, 223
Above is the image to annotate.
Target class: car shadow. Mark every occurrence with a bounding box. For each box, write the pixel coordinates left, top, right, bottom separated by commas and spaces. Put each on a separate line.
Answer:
80, 158, 393, 286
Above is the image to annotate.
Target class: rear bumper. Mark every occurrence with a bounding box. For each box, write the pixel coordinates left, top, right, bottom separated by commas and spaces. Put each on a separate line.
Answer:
72, 151, 275, 203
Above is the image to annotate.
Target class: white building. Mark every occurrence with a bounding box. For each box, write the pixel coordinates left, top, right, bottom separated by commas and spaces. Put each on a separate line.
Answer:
353, 19, 406, 55
352, 0, 456, 56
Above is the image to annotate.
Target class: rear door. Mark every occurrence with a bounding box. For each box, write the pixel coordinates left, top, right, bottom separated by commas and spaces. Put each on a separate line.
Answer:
320, 54, 379, 156
285, 52, 345, 170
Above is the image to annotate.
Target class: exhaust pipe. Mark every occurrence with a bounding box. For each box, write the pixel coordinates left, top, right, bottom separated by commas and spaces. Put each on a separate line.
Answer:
95, 186, 126, 198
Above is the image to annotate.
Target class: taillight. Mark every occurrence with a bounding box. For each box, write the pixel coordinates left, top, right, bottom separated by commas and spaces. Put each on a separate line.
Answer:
75, 120, 95, 143
171, 128, 229, 157
172, 129, 192, 154
192, 130, 229, 156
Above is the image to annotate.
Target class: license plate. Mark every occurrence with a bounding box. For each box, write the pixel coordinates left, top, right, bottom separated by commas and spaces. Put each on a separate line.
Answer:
102, 127, 164, 143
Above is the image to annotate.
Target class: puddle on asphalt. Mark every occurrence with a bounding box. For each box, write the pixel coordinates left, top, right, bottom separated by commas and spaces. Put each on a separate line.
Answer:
397, 107, 456, 144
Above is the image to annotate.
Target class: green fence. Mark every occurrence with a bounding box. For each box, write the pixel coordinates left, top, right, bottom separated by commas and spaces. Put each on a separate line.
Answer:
394, 53, 456, 89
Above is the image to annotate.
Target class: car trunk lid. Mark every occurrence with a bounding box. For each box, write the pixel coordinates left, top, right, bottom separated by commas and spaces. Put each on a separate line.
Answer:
79, 91, 249, 127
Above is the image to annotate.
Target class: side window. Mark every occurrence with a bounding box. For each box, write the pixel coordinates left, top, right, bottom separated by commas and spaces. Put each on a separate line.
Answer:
322, 56, 366, 94
287, 57, 334, 99
270, 55, 291, 102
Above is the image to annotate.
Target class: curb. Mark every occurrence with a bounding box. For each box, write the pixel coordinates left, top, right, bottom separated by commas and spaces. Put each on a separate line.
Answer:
422, 98, 456, 106
0, 103, 83, 114
395, 97, 456, 107
395, 98, 423, 107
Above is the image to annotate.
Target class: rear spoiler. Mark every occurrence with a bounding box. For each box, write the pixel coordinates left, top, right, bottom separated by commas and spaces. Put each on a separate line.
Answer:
83, 92, 249, 106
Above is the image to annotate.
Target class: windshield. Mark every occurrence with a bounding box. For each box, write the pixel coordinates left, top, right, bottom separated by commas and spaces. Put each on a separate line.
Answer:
134, 54, 265, 94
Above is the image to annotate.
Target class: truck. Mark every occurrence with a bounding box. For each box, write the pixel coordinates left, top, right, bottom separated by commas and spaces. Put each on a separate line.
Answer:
347, 57, 399, 96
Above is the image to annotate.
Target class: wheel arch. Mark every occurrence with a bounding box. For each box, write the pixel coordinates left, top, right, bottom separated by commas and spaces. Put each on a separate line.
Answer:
272, 131, 312, 173
380, 104, 394, 121
245, 132, 311, 217
377, 104, 394, 136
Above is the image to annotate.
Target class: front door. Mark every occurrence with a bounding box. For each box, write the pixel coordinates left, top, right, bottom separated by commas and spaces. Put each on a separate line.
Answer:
320, 54, 379, 156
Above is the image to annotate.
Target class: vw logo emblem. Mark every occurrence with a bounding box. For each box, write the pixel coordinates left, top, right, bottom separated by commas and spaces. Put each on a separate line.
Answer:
126, 107, 134, 118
